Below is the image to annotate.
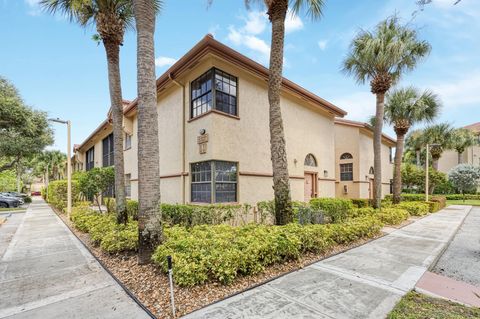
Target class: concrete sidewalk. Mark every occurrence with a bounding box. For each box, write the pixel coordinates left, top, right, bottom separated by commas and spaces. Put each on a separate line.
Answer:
183, 205, 471, 319
0, 198, 151, 319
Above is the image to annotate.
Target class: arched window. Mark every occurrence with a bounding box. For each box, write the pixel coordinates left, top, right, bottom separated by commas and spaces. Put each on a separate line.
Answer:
369, 167, 374, 174
340, 153, 353, 160
304, 154, 317, 167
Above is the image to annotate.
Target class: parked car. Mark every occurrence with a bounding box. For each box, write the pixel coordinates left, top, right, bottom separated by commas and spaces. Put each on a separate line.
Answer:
0, 193, 24, 205
6, 191, 28, 198
31, 191, 41, 196
0, 195, 20, 208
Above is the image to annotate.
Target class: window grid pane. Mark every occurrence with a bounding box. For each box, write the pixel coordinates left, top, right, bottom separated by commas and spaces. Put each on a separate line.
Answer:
340, 163, 353, 181
191, 161, 237, 203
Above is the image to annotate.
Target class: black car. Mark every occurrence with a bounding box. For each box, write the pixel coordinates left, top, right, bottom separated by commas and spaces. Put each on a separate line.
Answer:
6, 191, 27, 198
0, 195, 20, 208
0, 193, 24, 205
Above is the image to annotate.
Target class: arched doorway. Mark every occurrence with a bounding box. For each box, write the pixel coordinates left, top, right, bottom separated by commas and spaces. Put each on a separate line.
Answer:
304, 154, 318, 201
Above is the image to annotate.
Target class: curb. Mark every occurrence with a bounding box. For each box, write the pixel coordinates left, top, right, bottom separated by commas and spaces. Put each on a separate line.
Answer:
49, 204, 157, 319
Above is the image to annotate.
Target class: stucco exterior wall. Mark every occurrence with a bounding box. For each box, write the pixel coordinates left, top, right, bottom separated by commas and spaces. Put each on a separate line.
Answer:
438, 146, 480, 174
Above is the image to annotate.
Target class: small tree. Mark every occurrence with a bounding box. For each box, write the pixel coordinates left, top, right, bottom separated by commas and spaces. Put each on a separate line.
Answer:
78, 167, 115, 213
448, 164, 480, 202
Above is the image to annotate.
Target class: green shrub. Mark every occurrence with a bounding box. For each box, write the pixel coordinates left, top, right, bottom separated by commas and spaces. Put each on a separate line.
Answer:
310, 198, 353, 223
293, 202, 325, 225
152, 217, 381, 286
445, 194, 480, 200
395, 202, 429, 216
126, 200, 138, 220
431, 196, 446, 211
384, 194, 425, 202
425, 201, 440, 213
376, 208, 410, 225
47, 180, 80, 212
256, 200, 275, 224
159, 203, 239, 227
351, 198, 371, 208
70, 205, 137, 253
349, 207, 376, 218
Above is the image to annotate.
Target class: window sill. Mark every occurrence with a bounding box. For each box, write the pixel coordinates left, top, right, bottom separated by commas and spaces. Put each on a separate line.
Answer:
124, 147, 132, 151
188, 109, 240, 123
188, 201, 239, 206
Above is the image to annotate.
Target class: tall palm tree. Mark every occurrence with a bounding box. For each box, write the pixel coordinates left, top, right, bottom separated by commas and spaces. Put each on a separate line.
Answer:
451, 128, 478, 164
41, 0, 130, 224
422, 123, 454, 170
384, 87, 441, 203
231, 0, 323, 224
343, 16, 431, 208
405, 129, 424, 167
133, 0, 162, 264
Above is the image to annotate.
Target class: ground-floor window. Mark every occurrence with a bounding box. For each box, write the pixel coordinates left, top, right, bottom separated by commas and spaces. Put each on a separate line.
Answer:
390, 179, 393, 194
191, 160, 237, 203
340, 163, 353, 181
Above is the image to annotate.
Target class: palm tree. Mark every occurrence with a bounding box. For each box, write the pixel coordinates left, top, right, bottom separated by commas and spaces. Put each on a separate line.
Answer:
228, 0, 322, 224
405, 129, 424, 167
422, 123, 454, 170
384, 87, 441, 203
133, 0, 162, 264
451, 128, 478, 164
41, 0, 130, 224
343, 16, 431, 208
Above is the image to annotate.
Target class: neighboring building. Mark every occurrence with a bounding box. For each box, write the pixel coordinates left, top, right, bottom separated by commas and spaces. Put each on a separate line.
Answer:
438, 122, 480, 174
334, 119, 395, 200
74, 35, 395, 204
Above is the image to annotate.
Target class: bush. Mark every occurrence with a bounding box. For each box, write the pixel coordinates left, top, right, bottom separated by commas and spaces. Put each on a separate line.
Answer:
384, 194, 425, 202
47, 180, 80, 212
376, 208, 410, 225
351, 198, 371, 208
310, 198, 353, 223
152, 216, 382, 286
293, 202, 325, 225
349, 207, 376, 218
159, 203, 243, 227
395, 202, 429, 216
23, 196, 32, 203
445, 194, 480, 200
430, 196, 446, 211
425, 201, 440, 213
70, 205, 138, 253
105, 198, 138, 220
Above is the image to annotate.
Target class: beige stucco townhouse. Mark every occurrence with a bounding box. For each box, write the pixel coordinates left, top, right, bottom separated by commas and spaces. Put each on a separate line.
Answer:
334, 119, 395, 200
438, 122, 480, 174
74, 35, 395, 205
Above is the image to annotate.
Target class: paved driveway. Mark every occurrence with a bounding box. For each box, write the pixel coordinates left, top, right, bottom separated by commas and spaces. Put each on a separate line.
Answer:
0, 198, 151, 319
183, 205, 471, 319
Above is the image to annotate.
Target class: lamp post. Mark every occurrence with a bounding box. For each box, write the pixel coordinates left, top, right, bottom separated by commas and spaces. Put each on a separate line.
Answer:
49, 118, 72, 217
425, 143, 440, 202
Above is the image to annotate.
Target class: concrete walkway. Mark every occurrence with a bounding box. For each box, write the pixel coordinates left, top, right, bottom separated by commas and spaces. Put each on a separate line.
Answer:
183, 205, 472, 319
0, 198, 151, 319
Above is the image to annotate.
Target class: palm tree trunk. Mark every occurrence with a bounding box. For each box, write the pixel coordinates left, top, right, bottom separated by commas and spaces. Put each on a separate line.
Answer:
134, 0, 162, 264
392, 132, 405, 204
103, 40, 127, 224
267, 0, 292, 225
432, 157, 439, 171
416, 150, 421, 167
373, 93, 385, 208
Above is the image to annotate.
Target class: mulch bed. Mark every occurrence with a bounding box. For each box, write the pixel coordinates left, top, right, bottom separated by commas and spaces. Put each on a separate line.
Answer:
57, 212, 384, 319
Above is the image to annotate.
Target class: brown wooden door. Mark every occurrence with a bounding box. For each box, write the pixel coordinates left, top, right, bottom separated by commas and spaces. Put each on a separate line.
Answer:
304, 173, 315, 201
369, 178, 375, 200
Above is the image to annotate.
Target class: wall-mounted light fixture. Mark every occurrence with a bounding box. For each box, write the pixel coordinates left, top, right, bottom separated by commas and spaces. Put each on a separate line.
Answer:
199, 128, 206, 135
324, 170, 328, 178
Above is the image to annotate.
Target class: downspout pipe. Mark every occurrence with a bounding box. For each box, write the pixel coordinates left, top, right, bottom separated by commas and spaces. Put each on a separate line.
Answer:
169, 73, 186, 204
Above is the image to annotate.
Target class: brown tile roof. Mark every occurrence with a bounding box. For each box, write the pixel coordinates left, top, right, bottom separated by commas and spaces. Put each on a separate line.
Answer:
124, 34, 347, 117
334, 118, 397, 146
464, 122, 480, 134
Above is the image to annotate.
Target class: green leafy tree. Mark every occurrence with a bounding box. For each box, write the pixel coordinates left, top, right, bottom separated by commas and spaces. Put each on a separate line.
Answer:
450, 128, 478, 164
384, 87, 441, 203
41, 0, 133, 224
422, 123, 454, 170
343, 16, 431, 208
78, 167, 115, 212
448, 164, 480, 201
405, 129, 425, 167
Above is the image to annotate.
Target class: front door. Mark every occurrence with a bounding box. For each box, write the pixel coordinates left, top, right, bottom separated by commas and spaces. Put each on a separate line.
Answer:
304, 173, 315, 201
369, 178, 375, 200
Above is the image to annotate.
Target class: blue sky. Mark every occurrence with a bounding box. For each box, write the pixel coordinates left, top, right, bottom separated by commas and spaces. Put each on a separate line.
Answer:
1, 0, 479, 152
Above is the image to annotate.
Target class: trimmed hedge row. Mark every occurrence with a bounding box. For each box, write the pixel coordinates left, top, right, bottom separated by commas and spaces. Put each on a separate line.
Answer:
309, 198, 353, 223
70, 205, 137, 253
395, 202, 429, 216
445, 194, 480, 200
105, 197, 139, 220
46, 180, 80, 212
152, 216, 383, 286
159, 203, 245, 227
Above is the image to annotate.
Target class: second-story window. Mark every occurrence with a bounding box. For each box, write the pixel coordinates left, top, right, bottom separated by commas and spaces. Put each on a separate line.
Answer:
102, 133, 114, 167
86, 147, 94, 171
125, 133, 132, 150
191, 68, 237, 118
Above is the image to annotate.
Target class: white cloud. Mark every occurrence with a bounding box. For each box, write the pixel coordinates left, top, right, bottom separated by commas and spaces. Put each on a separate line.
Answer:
243, 11, 267, 35
25, 0, 42, 16
208, 24, 220, 37
155, 56, 177, 68
285, 11, 304, 33
317, 40, 328, 50
227, 26, 270, 61
429, 70, 480, 108
329, 91, 376, 122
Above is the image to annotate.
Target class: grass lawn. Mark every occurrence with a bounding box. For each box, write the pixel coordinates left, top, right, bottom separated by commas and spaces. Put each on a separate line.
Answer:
0, 207, 26, 212
387, 291, 480, 319
447, 199, 480, 206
